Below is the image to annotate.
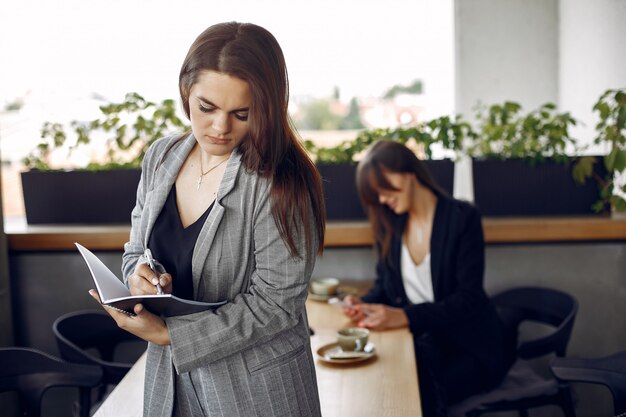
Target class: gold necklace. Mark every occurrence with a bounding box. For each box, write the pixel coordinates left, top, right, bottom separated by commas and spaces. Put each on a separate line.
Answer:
197, 154, 229, 190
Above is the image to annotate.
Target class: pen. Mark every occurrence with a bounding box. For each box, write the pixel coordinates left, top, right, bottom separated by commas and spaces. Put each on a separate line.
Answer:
144, 248, 163, 295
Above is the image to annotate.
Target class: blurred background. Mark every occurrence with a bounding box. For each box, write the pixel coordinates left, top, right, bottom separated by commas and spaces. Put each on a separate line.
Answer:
2, 0, 624, 217
0, 0, 456, 217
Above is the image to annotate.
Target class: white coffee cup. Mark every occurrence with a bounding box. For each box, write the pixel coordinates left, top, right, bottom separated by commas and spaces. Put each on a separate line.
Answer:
337, 327, 370, 352
310, 277, 340, 296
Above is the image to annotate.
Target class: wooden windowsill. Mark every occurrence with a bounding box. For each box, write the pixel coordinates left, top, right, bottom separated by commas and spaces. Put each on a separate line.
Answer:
4, 215, 626, 251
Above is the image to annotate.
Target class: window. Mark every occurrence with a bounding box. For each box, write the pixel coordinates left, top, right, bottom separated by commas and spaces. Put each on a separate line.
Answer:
0, 0, 454, 218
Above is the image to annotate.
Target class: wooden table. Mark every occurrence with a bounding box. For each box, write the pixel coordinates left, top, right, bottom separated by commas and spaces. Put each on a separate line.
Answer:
93, 299, 421, 417
307, 300, 421, 417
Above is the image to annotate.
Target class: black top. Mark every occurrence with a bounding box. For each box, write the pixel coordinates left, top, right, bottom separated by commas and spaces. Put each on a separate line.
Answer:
148, 184, 212, 300
362, 195, 516, 380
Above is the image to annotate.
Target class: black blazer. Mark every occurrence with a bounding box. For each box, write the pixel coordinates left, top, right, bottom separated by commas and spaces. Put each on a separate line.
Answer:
362, 195, 515, 378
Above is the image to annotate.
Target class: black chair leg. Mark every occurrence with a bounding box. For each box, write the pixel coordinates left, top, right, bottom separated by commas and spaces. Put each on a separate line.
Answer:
97, 383, 107, 402
559, 387, 576, 417
78, 387, 92, 417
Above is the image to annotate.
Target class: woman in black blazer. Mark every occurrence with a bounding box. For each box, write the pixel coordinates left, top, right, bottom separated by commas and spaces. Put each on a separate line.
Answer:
343, 140, 515, 416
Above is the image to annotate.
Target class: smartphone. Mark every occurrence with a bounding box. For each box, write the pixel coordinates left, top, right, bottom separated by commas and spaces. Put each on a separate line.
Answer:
328, 297, 367, 315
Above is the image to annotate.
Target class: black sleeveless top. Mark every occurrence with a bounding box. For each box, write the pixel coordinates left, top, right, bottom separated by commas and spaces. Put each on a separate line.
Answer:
148, 184, 213, 299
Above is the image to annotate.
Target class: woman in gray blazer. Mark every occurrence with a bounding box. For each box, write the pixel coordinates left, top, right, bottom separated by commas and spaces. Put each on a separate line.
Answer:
90, 22, 325, 417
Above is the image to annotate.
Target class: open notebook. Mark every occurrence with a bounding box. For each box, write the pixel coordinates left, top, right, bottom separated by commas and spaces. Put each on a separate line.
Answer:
75, 242, 226, 317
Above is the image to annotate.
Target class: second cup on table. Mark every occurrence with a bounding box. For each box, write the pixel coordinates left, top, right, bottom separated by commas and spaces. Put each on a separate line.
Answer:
310, 277, 340, 296
337, 327, 369, 352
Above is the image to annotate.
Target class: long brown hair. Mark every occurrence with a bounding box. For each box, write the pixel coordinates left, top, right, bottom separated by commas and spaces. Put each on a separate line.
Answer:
179, 22, 325, 257
356, 140, 446, 261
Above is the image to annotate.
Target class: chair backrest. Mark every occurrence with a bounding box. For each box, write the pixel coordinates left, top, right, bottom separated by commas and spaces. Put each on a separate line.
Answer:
0, 347, 102, 417
492, 287, 578, 359
53, 309, 146, 384
552, 350, 626, 414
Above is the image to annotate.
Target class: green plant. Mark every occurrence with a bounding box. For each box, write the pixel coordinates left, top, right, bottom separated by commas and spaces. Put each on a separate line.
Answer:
467, 101, 579, 163
573, 88, 626, 212
303, 115, 472, 164
22, 92, 189, 171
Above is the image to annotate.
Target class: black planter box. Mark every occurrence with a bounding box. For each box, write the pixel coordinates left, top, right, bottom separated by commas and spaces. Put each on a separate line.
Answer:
425, 159, 455, 197
472, 158, 607, 217
317, 160, 455, 220
21, 169, 141, 224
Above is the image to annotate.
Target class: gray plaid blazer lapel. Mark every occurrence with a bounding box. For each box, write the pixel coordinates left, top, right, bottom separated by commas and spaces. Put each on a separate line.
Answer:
141, 132, 244, 299
141, 134, 195, 248
191, 150, 242, 296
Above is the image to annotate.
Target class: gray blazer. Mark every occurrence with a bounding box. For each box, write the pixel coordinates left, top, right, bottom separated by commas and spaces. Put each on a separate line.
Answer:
122, 133, 321, 417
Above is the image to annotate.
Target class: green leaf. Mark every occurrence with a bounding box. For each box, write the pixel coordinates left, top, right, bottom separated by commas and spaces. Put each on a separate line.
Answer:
503, 101, 521, 114
592, 200, 606, 213
605, 151, 616, 172
618, 106, 626, 130
611, 195, 626, 212
572, 156, 596, 184
606, 149, 626, 172
594, 102, 611, 120
615, 150, 626, 172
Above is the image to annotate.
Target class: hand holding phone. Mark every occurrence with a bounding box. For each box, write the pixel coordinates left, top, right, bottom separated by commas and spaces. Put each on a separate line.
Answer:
328, 297, 352, 309
328, 297, 368, 316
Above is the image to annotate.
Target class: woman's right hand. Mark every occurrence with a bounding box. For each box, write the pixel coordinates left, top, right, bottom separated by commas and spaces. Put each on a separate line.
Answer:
128, 263, 172, 296
342, 295, 366, 322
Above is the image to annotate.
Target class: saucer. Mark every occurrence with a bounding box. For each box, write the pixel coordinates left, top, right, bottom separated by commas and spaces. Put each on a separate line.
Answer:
307, 285, 359, 302
307, 288, 335, 302
316, 342, 376, 364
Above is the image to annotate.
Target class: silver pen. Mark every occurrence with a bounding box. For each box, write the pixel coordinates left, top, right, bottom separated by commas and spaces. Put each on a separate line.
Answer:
144, 248, 163, 295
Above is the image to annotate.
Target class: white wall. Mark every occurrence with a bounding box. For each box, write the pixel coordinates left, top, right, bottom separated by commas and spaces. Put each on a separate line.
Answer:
559, 0, 626, 151
454, 0, 559, 118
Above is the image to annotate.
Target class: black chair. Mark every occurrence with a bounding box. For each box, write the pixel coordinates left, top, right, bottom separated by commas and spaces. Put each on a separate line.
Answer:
552, 350, 626, 416
449, 286, 578, 417
52, 309, 147, 403
0, 347, 102, 417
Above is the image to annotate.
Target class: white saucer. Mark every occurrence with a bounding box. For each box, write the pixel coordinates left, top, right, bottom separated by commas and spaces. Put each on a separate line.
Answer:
307, 285, 359, 302
316, 342, 376, 364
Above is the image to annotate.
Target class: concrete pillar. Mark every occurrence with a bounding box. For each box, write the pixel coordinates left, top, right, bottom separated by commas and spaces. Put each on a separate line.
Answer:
559, 0, 626, 150
454, 0, 559, 117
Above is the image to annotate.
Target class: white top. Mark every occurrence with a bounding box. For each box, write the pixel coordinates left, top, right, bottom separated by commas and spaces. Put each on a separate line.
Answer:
401, 243, 434, 304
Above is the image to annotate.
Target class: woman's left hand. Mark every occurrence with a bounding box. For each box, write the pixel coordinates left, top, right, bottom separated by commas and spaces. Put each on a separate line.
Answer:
353, 303, 409, 331
89, 290, 171, 345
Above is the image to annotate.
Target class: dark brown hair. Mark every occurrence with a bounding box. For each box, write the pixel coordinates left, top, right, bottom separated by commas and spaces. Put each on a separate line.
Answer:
356, 140, 446, 261
179, 22, 325, 257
